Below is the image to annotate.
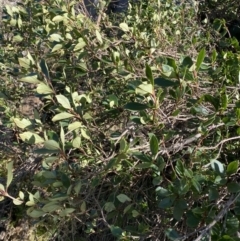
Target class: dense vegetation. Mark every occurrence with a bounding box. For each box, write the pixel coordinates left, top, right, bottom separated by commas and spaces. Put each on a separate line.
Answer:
0, 0, 240, 240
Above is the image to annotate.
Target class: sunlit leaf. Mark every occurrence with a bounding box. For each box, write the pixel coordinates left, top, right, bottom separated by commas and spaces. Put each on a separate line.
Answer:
36, 83, 53, 94
44, 140, 61, 150
52, 112, 74, 121
19, 132, 44, 144
6, 161, 13, 189
56, 94, 71, 109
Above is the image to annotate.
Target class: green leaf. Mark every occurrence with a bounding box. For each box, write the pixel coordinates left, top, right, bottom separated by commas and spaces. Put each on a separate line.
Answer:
18, 57, 31, 69
104, 202, 116, 213
52, 15, 65, 22
52, 112, 74, 121
81, 128, 91, 140
146, 64, 154, 85
136, 83, 153, 95
155, 77, 178, 87
39, 59, 50, 80
51, 44, 63, 52
13, 199, 24, 205
226, 213, 239, 233
74, 181, 82, 196
149, 133, 159, 156
36, 83, 53, 94
56, 94, 71, 109
0, 183, 5, 191
72, 136, 81, 148
110, 226, 123, 237
123, 204, 133, 214
227, 182, 240, 193
20, 74, 40, 84
196, 48, 206, 71
204, 94, 220, 111
209, 187, 219, 201
186, 211, 201, 228
19, 132, 44, 144
124, 102, 149, 111
191, 178, 201, 193
165, 228, 181, 240
60, 125, 65, 151
49, 33, 63, 42
117, 194, 131, 203
6, 161, 13, 189
42, 202, 61, 213
135, 162, 153, 169
119, 22, 129, 32
59, 208, 75, 217
74, 38, 86, 51
173, 203, 184, 221
132, 210, 139, 217
227, 161, 239, 176
159, 197, 175, 208
68, 121, 82, 131
14, 118, 32, 129
119, 138, 128, 152
44, 140, 61, 151
19, 191, 24, 200
95, 30, 103, 44
27, 209, 45, 218
210, 159, 225, 174
80, 201, 86, 212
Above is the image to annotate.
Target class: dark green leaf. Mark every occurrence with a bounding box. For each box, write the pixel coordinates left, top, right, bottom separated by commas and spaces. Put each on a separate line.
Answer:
124, 102, 149, 111
39, 59, 49, 80
227, 182, 240, 193
155, 77, 178, 87
165, 228, 181, 240
149, 133, 158, 156
159, 197, 175, 208
209, 187, 219, 201
186, 211, 201, 228
110, 226, 122, 237
146, 64, 154, 85
173, 203, 184, 221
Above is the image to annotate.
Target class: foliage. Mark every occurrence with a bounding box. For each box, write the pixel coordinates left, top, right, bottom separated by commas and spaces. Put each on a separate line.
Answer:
0, 0, 240, 240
